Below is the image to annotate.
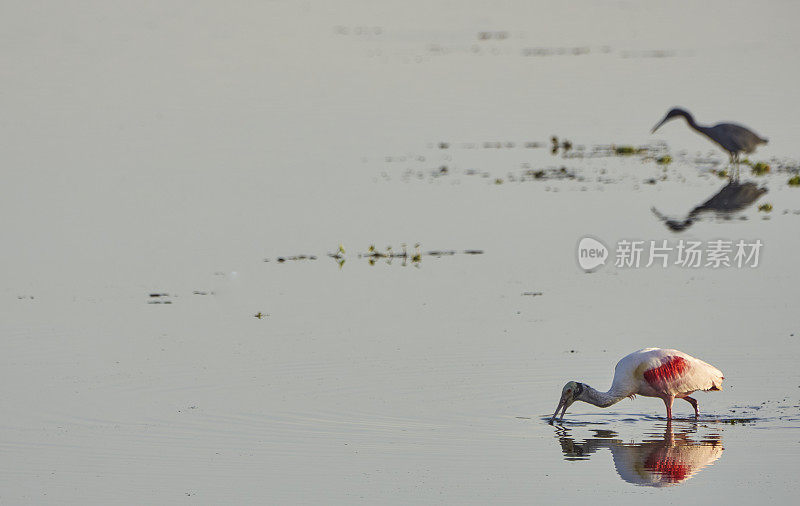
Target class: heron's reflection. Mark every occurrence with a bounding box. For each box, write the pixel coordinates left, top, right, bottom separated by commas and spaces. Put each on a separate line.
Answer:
555, 424, 723, 487
652, 180, 767, 231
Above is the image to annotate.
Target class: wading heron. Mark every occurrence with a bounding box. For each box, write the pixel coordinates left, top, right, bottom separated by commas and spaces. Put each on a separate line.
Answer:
651, 107, 767, 181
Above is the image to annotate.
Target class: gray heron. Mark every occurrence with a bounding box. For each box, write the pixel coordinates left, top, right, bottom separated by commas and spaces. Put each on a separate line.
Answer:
651, 107, 768, 181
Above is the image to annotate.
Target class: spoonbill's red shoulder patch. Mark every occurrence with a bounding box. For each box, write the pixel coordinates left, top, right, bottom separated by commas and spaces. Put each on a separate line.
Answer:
643, 356, 688, 386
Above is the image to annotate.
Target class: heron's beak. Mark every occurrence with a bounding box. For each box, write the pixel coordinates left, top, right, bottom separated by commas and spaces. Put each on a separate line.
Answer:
548, 394, 572, 424
651, 117, 668, 134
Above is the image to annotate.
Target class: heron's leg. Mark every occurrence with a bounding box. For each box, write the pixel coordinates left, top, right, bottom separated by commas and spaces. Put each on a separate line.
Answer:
728, 154, 735, 181
737, 153, 742, 181
663, 396, 674, 420
683, 396, 699, 418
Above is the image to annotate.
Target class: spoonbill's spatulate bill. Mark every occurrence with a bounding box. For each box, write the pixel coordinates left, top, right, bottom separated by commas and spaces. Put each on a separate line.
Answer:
549, 348, 724, 424
651, 107, 767, 181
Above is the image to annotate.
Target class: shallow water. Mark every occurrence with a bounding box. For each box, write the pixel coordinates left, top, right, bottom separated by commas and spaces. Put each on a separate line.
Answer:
2, 0, 800, 504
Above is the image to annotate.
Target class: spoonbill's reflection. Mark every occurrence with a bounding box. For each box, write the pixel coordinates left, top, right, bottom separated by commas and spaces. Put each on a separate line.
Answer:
652, 180, 767, 231
555, 424, 723, 487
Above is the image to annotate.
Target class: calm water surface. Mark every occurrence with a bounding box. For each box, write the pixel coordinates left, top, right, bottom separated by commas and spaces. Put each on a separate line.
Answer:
1, 1, 799, 503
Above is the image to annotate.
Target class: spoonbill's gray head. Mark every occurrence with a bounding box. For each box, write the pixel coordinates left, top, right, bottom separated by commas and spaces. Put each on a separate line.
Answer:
549, 381, 585, 424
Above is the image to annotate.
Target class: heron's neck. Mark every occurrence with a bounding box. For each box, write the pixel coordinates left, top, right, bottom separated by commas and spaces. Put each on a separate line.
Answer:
581, 384, 628, 408
679, 110, 701, 131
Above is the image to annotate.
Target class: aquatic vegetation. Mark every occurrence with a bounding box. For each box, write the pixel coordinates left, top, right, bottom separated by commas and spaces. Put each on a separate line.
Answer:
751, 162, 770, 175
758, 203, 773, 212
614, 145, 637, 155
719, 418, 757, 425
549, 136, 574, 155
273, 254, 317, 262
613, 145, 649, 156
375, 137, 676, 187
254, 312, 267, 319
328, 244, 346, 259
788, 175, 800, 186
411, 243, 422, 263
523, 167, 577, 181
148, 293, 172, 304
268, 244, 483, 268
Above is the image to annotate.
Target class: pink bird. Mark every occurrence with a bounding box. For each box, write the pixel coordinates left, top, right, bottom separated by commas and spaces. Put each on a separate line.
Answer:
549, 348, 724, 423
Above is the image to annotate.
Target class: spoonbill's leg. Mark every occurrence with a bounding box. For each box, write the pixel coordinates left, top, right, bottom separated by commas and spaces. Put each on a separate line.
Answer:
683, 396, 699, 419
662, 396, 674, 420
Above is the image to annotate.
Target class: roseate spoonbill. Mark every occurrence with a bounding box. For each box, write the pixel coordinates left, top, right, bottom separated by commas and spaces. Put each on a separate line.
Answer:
651, 107, 767, 181
549, 348, 724, 423
557, 425, 723, 487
